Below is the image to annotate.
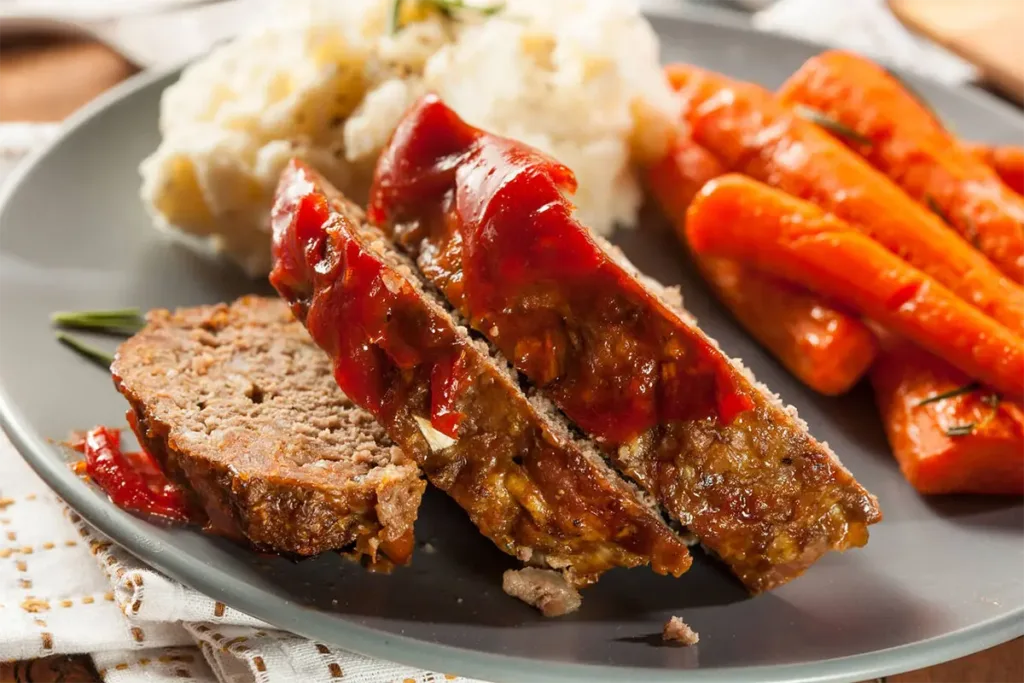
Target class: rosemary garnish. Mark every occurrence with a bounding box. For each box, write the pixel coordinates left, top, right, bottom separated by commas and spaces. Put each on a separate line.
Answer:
925, 193, 952, 226
944, 423, 975, 437
942, 391, 1001, 437
390, 0, 504, 33
916, 381, 981, 406
794, 106, 873, 147
56, 332, 114, 370
431, 0, 504, 16
51, 308, 145, 335
389, 0, 403, 34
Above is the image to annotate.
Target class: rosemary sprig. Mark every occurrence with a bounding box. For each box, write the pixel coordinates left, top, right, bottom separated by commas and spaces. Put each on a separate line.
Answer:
916, 381, 981, 406
942, 391, 1001, 437
389, 0, 403, 33
390, 0, 504, 33
56, 332, 114, 370
431, 0, 504, 16
794, 106, 873, 147
944, 423, 975, 437
51, 308, 145, 335
925, 194, 952, 226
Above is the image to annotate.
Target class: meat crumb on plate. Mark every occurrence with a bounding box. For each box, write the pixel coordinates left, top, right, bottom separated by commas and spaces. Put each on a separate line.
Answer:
663, 616, 699, 645
502, 568, 582, 617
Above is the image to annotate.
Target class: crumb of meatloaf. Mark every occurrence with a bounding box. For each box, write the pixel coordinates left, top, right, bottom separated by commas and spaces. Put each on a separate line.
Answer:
662, 615, 699, 645
502, 568, 582, 617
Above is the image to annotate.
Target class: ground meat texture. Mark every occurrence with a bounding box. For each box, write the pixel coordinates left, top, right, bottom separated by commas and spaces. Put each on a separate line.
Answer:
663, 616, 699, 645
112, 296, 425, 563
368, 95, 882, 592
502, 568, 582, 617
269, 161, 693, 589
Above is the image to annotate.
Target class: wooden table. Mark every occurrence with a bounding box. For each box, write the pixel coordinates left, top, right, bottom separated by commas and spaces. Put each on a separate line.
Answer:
0, 37, 138, 122
1, 35, 1021, 683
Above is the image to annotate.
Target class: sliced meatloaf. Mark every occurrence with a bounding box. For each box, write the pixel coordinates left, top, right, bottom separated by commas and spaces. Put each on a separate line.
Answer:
112, 296, 424, 563
270, 160, 693, 589
368, 95, 882, 592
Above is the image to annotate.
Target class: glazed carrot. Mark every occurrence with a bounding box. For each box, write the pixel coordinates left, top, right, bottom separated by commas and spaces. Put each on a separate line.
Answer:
697, 259, 878, 395
666, 63, 1024, 333
777, 50, 1024, 281
646, 134, 877, 395
664, 64, 734, 107
966, 143, 1024, 197
686, 174, 1024, 398
871, 337, 1024, 495
645, 128, 724, 223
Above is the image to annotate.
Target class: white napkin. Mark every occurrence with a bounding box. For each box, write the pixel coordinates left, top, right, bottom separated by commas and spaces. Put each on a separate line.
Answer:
0, 0, 987, 678
0, 432, 481, 682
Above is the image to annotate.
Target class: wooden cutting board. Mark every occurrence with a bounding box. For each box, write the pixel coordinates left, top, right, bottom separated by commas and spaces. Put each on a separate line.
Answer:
889, 0, 1024, 104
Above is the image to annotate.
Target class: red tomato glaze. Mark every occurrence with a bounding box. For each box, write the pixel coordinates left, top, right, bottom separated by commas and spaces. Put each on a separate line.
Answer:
270, 162, 467, 438
78, 426, 190, 522
369, 94, 753, 445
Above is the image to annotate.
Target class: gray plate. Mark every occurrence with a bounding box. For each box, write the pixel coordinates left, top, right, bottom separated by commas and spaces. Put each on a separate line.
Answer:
1, 8, 1022, 683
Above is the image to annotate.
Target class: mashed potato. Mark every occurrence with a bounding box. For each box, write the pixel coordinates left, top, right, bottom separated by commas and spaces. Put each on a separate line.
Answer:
140, 0, 679, 275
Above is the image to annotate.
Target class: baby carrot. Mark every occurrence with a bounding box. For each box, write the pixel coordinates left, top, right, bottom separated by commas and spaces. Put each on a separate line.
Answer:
966, 143, 1024, 197
871, 337, 1024, 495
697, 258, 879, 395
644, 128, 725, 223
777, 50, 1024, 281
686, 174, 1024, 398
666, 63, 1024, 333
664, 64, 734, 107
646, 134, 877, 395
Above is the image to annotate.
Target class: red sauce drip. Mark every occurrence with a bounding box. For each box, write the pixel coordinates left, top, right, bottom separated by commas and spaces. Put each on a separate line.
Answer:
430, 350, 468, 438
271, 160, 463, 435
80, 426, 190, 522
370, 95, 754, 443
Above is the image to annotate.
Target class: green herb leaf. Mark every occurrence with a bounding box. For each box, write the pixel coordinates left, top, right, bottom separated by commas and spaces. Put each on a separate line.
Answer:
51, 308, 145, 335
794, 106, 873, 147
915, 381, 981, 406
925, 194, 952, 226
392, 0, 504, 32
429, 0, 504, 15
56, 332, 114, 370
389, 0, 404, 33
944, 423, 976, 437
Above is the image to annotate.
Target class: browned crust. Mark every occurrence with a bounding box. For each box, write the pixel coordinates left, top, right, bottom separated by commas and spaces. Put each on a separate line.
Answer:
369, 102, 881, 592
270, 162, 693, 587
112, 297, 425, 561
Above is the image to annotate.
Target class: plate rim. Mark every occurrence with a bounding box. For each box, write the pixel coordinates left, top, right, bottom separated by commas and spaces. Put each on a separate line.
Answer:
1, 9, 1021, 683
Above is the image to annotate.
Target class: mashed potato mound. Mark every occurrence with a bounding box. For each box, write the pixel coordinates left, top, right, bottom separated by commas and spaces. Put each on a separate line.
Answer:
140, 0, 679, 275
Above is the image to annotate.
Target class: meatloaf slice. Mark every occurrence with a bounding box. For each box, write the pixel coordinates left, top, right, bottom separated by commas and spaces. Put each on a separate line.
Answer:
270, 160, 693, 589
112, 296, 424, 563
368, 95, 882, 592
